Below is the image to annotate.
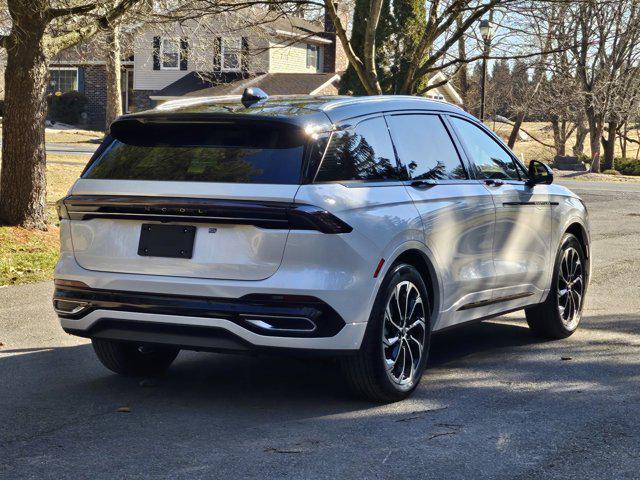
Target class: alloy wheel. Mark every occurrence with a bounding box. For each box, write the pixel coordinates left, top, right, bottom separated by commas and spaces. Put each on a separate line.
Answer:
557, 246, 584, 330
382, 281, 427, 386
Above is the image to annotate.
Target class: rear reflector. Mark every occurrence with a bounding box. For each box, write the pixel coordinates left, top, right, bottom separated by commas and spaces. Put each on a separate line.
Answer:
374, 258, 385, 278
54, 279, 89, 288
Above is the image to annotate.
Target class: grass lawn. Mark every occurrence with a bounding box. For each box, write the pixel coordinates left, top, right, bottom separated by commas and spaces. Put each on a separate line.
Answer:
45, 127, 103, 148
490, 120, 640, 165
0, 156, 86, 286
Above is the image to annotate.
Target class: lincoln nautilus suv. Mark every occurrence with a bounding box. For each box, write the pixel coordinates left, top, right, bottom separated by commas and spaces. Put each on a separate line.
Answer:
53, 90, 590, 402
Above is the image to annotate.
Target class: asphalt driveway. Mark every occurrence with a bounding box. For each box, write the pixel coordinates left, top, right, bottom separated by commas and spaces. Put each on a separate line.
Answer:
1, 180, 639, 479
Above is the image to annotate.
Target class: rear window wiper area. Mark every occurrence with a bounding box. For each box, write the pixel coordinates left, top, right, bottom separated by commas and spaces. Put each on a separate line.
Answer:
83, 118, 309, 184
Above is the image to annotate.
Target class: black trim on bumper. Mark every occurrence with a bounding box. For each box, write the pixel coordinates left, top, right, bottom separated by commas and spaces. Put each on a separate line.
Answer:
54, 287, 346, 338
62, 320, 356, 357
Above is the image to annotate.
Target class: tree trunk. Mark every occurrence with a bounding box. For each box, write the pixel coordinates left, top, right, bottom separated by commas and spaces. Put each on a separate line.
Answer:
507, 111, 525, 149
585, 102, 602, 172
601, 120, 617, 171
455, 15, 470, 107
572, 120, 588, 157
0, 21, 49, 228
620, 122, 627, 159
105, 24, 122, 133
551, 116, 566, 156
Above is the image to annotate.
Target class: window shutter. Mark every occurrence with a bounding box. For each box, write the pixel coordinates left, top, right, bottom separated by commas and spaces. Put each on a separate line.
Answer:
213, 37, 222, 71
77, 67, 85, 93
180, 38, 189, 70
152, 36, 161, 70
241, 37, 249, 72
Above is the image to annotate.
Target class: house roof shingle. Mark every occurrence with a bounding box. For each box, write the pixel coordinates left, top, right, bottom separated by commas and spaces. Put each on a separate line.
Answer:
155, 71, 339, 98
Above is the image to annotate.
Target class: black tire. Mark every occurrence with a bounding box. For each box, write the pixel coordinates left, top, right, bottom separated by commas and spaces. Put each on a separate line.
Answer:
92, 338, 179, 377
525, 233, 586, 339
341, 263, 431, 403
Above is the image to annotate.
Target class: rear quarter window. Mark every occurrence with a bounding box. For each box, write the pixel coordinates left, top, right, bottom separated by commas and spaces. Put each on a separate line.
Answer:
314, 117, 401, 183
83, 121, 307, 184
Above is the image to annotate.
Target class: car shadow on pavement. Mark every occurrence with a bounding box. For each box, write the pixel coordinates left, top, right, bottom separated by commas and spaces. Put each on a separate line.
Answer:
2, 313, 640, 479
1, 314, 638, 423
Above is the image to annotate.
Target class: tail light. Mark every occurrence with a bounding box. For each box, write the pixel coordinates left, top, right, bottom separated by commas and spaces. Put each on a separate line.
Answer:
56, 197, 69, 220
287, 205, 352, 234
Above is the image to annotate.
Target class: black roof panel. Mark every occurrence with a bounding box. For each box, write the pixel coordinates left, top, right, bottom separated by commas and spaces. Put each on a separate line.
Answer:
120, 95, 470, 128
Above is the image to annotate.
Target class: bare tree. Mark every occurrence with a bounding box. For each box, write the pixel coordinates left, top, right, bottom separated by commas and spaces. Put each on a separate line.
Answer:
0, 0, 144, 229
324, 0, 507, 96
568, 0, 640, 172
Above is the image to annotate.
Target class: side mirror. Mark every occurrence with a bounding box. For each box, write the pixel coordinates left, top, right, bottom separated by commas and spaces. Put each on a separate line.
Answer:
526, 160, 553, 187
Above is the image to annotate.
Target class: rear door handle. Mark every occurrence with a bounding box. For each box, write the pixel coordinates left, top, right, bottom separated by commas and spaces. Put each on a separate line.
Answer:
484, 179, 504, 187
410, 180, 436, 189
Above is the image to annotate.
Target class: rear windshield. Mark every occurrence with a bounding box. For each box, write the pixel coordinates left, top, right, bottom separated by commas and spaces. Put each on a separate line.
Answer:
83, 121, 307, 184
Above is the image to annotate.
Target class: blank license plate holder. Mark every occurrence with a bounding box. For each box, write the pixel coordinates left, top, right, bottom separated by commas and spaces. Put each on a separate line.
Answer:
137, 224, 196, 259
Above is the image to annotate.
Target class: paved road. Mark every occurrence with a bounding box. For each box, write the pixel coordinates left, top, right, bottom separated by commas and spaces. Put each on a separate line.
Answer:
0, 140, 97, 157
1, 182, 639, 479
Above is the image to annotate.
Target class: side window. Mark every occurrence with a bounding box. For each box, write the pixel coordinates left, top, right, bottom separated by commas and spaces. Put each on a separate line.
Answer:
315, 117, 400, 182
386, 114, 467, 180
449, 116, 520, 180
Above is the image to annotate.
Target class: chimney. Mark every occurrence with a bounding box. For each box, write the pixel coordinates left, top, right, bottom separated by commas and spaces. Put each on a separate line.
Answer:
322, 2, 349, 73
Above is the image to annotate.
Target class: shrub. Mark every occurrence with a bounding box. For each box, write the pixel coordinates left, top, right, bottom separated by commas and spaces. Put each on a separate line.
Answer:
47, 91, 88, 125
614, 157, 640, 176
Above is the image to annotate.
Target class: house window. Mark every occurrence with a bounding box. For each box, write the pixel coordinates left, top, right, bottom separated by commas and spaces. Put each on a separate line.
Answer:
161, 38, 180, 70
307, 44, 319, 69
49, 68, 78, 93
221, 37, 242, 71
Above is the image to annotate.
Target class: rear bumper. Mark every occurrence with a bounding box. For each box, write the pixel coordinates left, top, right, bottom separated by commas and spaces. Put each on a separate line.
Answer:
55, 285, 366, 352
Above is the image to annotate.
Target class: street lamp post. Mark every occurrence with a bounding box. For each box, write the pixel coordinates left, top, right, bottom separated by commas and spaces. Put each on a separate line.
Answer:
479, 19, 493, 123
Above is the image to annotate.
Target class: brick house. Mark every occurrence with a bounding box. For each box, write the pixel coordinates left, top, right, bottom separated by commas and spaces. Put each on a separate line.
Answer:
0, 6, 462, 130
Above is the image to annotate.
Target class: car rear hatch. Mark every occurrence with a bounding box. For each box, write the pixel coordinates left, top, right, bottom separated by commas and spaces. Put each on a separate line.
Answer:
62, 116, 312, 281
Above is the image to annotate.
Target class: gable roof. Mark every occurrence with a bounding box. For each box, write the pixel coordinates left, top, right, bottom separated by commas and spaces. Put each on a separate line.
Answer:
152, 72, 340, 99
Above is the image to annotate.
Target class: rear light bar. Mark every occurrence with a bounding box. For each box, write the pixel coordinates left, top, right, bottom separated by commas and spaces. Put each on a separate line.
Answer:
56, 198, 69, 220
59, 195, 352, 234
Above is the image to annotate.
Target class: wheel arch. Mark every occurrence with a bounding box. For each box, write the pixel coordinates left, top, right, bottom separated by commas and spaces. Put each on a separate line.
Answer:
387, 247, 440, 318
562, 220, 591, 288
564, 222, 590, 259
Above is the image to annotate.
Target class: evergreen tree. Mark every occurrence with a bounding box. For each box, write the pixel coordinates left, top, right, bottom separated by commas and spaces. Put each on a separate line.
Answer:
339, 0, 372, 95
340, 0, 428, 95
488, 59, 512, 118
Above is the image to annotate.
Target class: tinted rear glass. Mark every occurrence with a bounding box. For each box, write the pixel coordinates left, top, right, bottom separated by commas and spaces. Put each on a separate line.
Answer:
83, 122, 307, 184
314, 117, 400, 182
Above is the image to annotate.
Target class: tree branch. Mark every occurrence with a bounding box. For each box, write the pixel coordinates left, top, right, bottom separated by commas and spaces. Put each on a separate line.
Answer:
324, 0, 377, 94
46, 0, 141, 55
47, 2, 99, 20
492, 118, 556, 149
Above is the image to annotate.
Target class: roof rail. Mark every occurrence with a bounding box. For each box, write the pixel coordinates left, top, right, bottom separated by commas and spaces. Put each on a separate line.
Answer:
320, 95, 464, 111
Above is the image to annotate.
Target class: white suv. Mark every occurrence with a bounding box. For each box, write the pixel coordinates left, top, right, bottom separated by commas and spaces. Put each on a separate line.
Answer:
54, 92, 590, 402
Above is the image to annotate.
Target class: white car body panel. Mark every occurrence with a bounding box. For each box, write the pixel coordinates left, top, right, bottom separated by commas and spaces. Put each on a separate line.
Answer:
54, 96, 591, 353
